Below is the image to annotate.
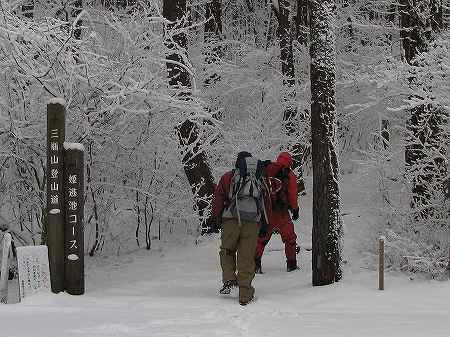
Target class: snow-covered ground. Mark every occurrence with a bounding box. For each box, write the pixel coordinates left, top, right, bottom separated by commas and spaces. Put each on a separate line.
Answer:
1, 174, 449, 337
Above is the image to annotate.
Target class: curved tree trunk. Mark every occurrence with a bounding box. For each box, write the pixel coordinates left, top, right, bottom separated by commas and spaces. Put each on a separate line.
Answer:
163, 0, 215, 234
310, 0, 343, 286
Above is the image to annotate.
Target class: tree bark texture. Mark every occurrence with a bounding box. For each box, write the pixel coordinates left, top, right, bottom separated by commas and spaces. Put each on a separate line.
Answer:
431, 0, 443, 31
204, 0, 222, 85
71, 0, 83, 41
22, 1, 34, 18
400, 0, 447, 213
273, 1, 304, 175
310, 0, 343, 286
399, 0, 430, 65
296, 0, 309, 45
163, 0, 215, 232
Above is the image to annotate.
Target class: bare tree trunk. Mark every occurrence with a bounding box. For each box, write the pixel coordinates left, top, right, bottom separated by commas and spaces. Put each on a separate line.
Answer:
381, 119, 390, 149
204, 0, 222, 85
163, 0, 215, 233
400, 0, 447, 217
400, 0, 428, 202
22, 1, 34, 18
296, 0, 309, 45
431, 0, 443, 31
310, 0, 343, 286
87, 143, 101, 256
71, 0, 83, 40
273, 0, 305, 189
135, 190, 140, 247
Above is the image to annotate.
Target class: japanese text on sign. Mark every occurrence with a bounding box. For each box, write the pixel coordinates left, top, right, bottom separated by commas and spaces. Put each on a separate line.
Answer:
49, 129, 61, 211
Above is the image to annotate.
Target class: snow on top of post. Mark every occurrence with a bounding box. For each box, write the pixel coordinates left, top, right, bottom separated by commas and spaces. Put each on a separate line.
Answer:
379, 236, 386, 241
48, 97, 66, 106
63, 142, 85, 152
272, 0, 279, 12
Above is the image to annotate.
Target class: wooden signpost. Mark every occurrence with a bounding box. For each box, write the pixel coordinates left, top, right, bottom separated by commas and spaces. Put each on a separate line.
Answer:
64, 143, 85, 295
47, 100, 66, 293
46, 99, 85, 295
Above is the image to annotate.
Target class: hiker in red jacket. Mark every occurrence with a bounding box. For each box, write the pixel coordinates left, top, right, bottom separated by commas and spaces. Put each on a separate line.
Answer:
255, 151, 300, 272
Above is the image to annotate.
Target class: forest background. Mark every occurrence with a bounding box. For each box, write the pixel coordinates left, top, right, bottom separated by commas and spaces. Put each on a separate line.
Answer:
0, 0, 449, 278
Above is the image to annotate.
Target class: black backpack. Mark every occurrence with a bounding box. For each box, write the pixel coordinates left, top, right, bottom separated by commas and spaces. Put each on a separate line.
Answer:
268, 166, 290, 211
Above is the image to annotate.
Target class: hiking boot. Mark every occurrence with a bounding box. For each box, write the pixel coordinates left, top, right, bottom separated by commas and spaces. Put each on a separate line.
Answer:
255, 257, 263, 274
286, 259, 298, 272
219, 280, 238, 294
239, 285, 255, 306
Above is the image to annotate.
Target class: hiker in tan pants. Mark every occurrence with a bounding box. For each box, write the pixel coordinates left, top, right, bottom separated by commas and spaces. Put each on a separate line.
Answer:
219, 218, 258, 303
211, 151, 265, 305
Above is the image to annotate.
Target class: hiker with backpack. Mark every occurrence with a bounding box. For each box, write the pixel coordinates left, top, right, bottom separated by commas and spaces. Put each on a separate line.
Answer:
211, 151, 269, 305
255, 151, 300, 273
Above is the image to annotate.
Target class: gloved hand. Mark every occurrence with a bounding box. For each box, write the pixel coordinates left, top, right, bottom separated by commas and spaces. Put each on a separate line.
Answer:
258, 222, 268, 238
210, 217, 222, 233
291, 208, 299, 221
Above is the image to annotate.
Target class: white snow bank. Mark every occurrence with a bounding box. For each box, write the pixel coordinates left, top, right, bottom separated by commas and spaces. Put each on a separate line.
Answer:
48, 97, 66, 106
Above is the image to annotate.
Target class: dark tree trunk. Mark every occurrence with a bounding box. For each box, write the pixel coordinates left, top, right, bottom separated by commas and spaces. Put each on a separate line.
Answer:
381, 119, 390, 149
22, 1, 34, 18
102, 0, 135, 9
205, 0, 222, 37
382, 1, 393, 148
204, 0, 222, 85
400, 0, 447, 215
386, 2, 396, 44
273, 1, 304, 181
399, 0, 430, 65
310, 0, 343, 286
163, 0, 215, 233
273, 1, 295, 88
431, 0, 443, 31
71, 0, 83, 41
295, 0, 309, 45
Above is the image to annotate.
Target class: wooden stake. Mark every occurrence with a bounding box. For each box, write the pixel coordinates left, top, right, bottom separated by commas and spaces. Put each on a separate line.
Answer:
379, 237, 384, 290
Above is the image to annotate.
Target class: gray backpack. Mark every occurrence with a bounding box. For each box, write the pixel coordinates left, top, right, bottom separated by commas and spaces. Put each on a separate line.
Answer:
223, 157, 268, 224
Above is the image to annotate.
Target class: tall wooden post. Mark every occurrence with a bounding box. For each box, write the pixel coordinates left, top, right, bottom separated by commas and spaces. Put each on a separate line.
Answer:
63, 143, 85, 295
379, 237, 385, 290
46, 99, 66, 293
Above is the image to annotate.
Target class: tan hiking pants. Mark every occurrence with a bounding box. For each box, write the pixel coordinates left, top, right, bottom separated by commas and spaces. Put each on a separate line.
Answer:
219, 218, 258, 288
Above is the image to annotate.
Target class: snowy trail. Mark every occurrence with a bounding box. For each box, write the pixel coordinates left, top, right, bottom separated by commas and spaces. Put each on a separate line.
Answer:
1, 175, 449, 337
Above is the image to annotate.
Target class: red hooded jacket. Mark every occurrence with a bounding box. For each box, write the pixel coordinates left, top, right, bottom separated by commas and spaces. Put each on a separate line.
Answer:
265, 152, 298, 214
211, 171, 234, 219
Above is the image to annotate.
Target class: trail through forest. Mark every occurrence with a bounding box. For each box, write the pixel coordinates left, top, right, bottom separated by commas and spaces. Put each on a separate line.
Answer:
1, 174, 449, 337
